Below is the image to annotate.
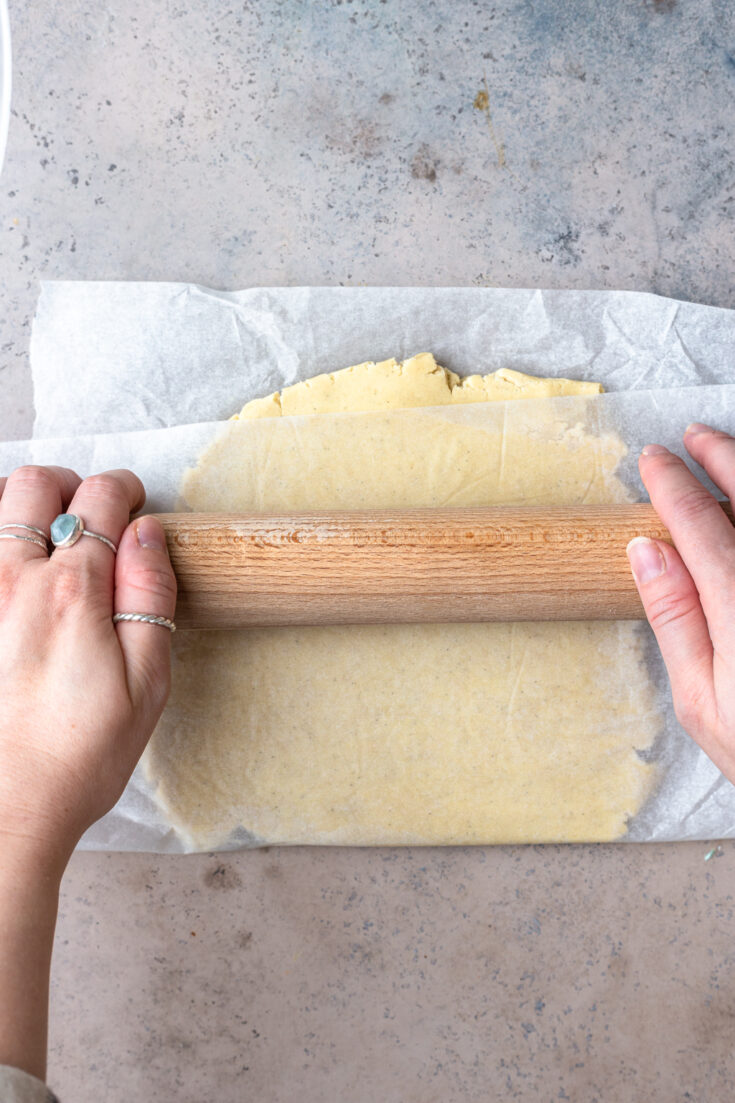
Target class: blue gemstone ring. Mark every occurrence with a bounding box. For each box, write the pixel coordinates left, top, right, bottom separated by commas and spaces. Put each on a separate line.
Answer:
50, 513, 118, 555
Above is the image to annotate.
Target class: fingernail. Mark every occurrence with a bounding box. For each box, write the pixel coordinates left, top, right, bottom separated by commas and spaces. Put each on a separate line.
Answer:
626, 537, 666, 584
685, 422, 715, 436
136, 515, 165, 551
641, 444, 669, 456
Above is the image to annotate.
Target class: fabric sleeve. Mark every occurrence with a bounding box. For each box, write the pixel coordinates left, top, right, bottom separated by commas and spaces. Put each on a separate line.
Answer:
0, 1065, 59, 1103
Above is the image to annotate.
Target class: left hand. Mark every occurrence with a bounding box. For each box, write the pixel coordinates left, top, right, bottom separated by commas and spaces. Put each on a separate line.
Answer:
0, 464, 177, 872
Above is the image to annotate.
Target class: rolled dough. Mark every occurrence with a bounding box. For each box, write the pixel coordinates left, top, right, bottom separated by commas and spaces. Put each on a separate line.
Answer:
144, 358, 661, 849
234, 351, 603, 419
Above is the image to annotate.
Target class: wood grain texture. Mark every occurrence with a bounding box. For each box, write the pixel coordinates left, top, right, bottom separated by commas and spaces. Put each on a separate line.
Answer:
155, 504, 732, 628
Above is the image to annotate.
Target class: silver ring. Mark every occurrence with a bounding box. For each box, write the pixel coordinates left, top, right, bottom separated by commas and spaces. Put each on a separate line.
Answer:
113, 612, 176, 633
50, 513, 118, 554
0, 522, 49, 539
0, 532, 49, 551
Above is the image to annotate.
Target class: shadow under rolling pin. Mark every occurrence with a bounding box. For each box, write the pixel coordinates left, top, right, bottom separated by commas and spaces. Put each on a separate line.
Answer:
154, 504, 733, 630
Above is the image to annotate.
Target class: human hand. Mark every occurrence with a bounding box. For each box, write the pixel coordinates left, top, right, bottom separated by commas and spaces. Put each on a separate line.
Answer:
0, 465, 177, 873
626, 424, 735, 783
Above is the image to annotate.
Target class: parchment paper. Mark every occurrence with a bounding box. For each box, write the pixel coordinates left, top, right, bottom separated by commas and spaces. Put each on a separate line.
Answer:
30, 283, 735, 438
3, 385, 735, 849
13, 282, 735, 849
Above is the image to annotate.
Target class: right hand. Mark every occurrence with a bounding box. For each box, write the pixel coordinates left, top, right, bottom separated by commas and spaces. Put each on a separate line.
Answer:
626, 424, 735, 783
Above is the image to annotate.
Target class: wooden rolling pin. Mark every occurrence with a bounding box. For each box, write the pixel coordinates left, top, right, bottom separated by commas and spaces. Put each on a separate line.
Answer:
154, 503, 733, 629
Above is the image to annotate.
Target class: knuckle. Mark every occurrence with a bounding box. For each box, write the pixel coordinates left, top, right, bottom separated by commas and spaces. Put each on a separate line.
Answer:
9, 464, 57, 494
669, 485, 715, 528
80, 472, 128, 506
50, 559, 97, 608
0, 561, 18, 613
50, 566, 84, 607
673, 697, 698, 733
127, 561, 178, 605
672, 686, 708, 735
644, 590, 700, 634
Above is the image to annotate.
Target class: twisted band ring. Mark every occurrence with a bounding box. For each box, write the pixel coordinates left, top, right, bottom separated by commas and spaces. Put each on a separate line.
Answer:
113, 612, 177, 633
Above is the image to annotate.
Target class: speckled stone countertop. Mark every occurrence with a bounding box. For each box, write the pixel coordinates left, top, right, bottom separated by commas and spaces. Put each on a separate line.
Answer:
2, 1, 735, 1100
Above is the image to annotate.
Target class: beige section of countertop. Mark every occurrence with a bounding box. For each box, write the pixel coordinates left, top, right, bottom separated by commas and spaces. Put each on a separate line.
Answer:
3, 0, 735, 1099
51, 845, 735, 1101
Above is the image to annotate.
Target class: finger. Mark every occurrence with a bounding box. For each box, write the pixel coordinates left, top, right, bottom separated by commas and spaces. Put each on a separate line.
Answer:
638, 444, 735, 649
626, 536, 717, 742
53, 469, 146, 577
114, 515, 177, 716
683, 423, 735, 502
0, 465, 83, 560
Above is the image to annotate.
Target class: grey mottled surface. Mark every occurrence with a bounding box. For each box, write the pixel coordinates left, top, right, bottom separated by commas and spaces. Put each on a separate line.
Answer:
3, 0, 735, 440
1, 0, 735, 1100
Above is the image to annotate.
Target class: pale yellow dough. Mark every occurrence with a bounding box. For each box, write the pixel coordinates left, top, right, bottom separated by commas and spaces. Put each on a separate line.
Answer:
144, 357, 660, 849
234, 351, 603, 419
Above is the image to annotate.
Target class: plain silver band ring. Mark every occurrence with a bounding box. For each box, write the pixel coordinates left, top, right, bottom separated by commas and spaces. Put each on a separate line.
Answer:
113, 612, 177, 633
82, 530, 118, 553
0, 532, 48, 550
0, 522, 49, 540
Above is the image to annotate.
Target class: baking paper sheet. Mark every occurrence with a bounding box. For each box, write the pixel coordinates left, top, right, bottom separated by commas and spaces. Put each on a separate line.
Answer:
12, 282, 735, 849
30, 283, 735, 438
3, 385, 735, 849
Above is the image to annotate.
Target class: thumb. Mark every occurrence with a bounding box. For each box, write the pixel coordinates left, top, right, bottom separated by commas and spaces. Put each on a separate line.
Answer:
626, 536, 714, 727
114, 514, 178, 714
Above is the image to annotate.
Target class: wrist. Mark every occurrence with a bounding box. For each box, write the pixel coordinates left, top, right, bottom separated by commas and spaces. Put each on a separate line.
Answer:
0, 833, 63, 1083
0, 846, 62, 925
0, 826, 72, 892
0, 788, 81, 881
